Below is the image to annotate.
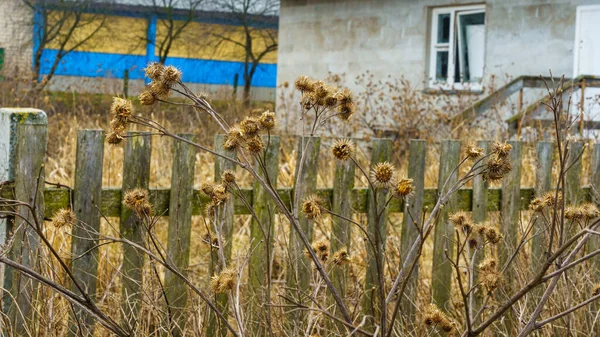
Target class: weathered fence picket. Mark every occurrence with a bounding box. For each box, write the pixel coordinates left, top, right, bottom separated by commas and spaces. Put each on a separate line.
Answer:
163, 133, 196, 337
499, 140, 523, 333
531, 141, 554, 271
3, 119, 600, 336
286, 136, 320, 334
69, 130, 105, 337
565, 141, 584, 205
330, 141, 355, 302
363, 138, 392, 322
399, 139, 426, 322
431, 140, 461, 309
207, 134, 237, 337
120, 131, 152, 329
471, 140, 490, 307
248, 135, 280, 335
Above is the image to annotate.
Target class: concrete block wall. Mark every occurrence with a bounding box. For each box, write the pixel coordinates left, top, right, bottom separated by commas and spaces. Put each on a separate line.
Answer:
0, 0, 33, 78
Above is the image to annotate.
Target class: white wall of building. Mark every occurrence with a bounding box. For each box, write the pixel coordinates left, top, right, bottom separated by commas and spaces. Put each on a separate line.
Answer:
277, 0, 600, 112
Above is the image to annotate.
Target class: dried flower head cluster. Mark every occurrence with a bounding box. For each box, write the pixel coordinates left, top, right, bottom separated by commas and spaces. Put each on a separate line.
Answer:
295, 76, 355, 121
332, 249, 351, 266
200, 182, 230, 215
422, 304, 455, 332
482, 142, 513, 182
370, 162, 395, 189
51, 209, 76, 228
138, 62, 182, 105
449, 211, 472, 233
565, 203, 599, 222
302, 195, 326, 219
210, 268, 236, 293
123, 189, 152, 217
530, 191, 563, 212
449, 212, 502, 249
224, 111, 277, 152
331, 139, 354, 161
107, 97, 134, 145
306, 239, 330, 262
392, 178, 415, 198
479, 257, 503, 294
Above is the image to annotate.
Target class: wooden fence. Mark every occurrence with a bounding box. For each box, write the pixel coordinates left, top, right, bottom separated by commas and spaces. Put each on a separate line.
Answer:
1, 111, 600, 336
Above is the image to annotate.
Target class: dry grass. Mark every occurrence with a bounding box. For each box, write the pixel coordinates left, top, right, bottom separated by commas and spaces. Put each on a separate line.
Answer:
2, 73, 600, 337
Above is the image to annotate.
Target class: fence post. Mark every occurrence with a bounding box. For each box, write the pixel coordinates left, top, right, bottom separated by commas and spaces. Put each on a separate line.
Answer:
207, 134, 237, 337
362, 138, 392, 326
69, 130, 105, 337
0, 108, 47, 335
499, 140, 522, 334
565, 141, 584, 206
431, 140, 460, 309
399, 139, 426, 323
286, 136, 320, 334
248, 135, 280, 336
471, 140, 490, 308
120, 132, 152, 329
531, 142, 554, 271
163, 134, 196, 337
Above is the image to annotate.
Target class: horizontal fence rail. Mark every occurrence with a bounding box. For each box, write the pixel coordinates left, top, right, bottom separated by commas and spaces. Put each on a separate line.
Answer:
1, 186, 595, 218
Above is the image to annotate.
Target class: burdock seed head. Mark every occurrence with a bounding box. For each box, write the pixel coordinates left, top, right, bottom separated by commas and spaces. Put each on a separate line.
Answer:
162, 65, 182, 84
331, 139, 354, 161
51, 208, 76, 228
224, 126, 243, 151
107, 132, 124, 146
465, 143, 484, 159
240, 116, 262, 138
144, 62, 165, 80
302, 195, 325, 219
138, 90, 156, 105
123, 188, 152, 216
259, 111, 276, 131
332, 249, 350, 266
109, 97, 133, 131
210, 268, 236, 293
482, 156, 512, 182
370, 162, 395, 189
393, 178, 414, 198
492, 142, 512, 157
295, 75, 315, 92
246, 136, 264, 153
221, 170, 236, 185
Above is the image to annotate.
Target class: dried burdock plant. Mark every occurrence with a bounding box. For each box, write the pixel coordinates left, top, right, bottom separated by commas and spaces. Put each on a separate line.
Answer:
3, 68, 600, 337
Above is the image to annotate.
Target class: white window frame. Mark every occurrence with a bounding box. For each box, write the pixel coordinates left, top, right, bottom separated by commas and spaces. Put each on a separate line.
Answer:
428, 4, 486, 91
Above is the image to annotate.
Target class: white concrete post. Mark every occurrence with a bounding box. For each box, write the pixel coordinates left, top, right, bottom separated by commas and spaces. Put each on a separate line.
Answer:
0, 108, 47, 331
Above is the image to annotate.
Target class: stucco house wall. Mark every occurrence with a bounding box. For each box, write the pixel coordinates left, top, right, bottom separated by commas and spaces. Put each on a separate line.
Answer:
277, 0, 600, 103
0, 0, 33, 78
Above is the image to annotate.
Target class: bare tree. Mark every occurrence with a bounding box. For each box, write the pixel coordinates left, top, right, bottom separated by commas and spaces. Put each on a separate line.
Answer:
136, 0, 206, 64
24, 0, 109, 90
212, 0, 278, 105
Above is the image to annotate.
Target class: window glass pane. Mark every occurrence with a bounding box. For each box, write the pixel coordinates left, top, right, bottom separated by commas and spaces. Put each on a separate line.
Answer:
436, 51, 448, 82
456, 12, 485, 82
437, 13, 451, 43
